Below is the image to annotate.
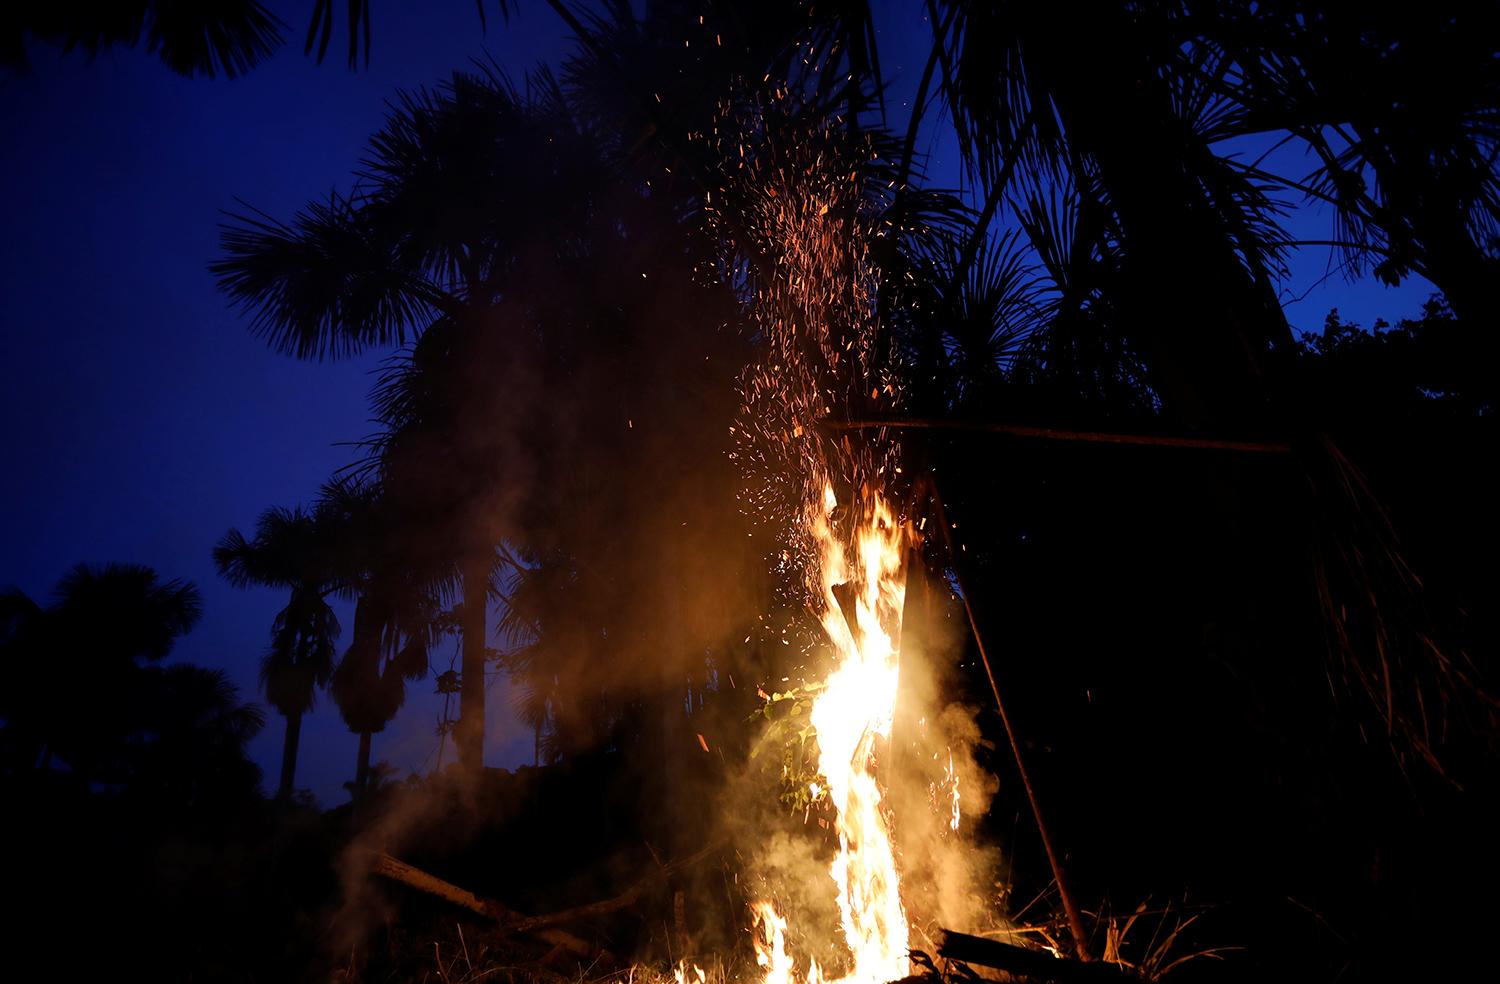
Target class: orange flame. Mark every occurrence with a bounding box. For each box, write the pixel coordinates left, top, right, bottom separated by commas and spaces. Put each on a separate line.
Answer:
753, 486, 910, 984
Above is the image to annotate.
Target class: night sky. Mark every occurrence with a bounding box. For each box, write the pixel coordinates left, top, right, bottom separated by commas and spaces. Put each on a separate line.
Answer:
0, 2, 1432, 805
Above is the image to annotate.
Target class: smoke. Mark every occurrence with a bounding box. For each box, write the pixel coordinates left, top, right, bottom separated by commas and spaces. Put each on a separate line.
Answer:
886, 572, 1006, 951
319, 67, 1013, 980
717, 563, 1007, 979
686, 87, 1012, 981
322, 765, 496, 969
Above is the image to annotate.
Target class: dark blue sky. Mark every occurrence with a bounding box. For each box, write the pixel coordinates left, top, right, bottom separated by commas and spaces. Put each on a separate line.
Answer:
0, 2, 1431, 805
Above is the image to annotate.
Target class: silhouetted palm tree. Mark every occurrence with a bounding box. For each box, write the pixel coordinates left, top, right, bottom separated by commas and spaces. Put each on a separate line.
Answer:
127, 664, 266, 812
212, 3, 935, 779
2, 1, 519, 77
211, 66, 614, 774
214, 506, 341, 799
1, 563, 202, 779
319, 477, 443, 796
924, 0, 1500, 772
1206, 2, 1500, 329
2, 1, 283, 77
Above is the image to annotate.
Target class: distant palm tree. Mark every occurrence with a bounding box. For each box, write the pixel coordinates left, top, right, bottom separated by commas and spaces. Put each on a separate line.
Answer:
127, 664, 266, 812
0, 563, 201, 778
320, 478, 443, 797
330, 590, 436, 796
211, 68, 599, 775
214, 506, 341, 799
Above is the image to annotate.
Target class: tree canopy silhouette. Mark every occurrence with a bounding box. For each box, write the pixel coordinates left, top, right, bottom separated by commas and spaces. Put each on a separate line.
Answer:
215, 505, 343, 799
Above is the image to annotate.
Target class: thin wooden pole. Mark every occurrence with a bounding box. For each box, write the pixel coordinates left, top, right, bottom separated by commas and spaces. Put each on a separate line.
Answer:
829, 416, 1292, 455
930, 487, 1093, 962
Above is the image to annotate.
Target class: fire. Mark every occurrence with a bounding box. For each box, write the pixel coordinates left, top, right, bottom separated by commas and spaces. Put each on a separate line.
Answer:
808, 487, 909, 984
705, 92, 922, 984
752, 900, 815, 984
752, 486, 911, 984
946, 750, 961, 833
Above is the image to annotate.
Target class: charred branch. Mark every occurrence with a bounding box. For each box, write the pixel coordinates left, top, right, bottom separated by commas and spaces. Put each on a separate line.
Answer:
368, 844, 720, 960
368, 851, 601, 960
935, 929, 1141, 983
497, 842, 722, 935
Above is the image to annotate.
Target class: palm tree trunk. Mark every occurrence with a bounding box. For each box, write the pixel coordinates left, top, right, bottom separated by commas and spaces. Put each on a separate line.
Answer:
457, 554, 489, 774
1029, 6, 1294, 434
277, 711, 303, 799
355, 730, 372, 796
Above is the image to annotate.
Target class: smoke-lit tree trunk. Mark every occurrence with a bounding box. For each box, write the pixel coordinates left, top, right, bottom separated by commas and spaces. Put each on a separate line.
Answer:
354, 730, 372, 795
277, 710, 302, 800
457, 554, 489, 774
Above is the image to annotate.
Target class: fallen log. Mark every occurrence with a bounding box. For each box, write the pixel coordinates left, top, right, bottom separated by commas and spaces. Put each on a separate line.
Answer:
369, 844, 721, 959
935, 929, 1140, 984
368, 852, 599, 960
498, 841, 721, 934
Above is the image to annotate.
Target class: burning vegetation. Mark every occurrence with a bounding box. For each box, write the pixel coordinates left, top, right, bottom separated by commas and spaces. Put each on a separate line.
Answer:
4, 3, 1500, 984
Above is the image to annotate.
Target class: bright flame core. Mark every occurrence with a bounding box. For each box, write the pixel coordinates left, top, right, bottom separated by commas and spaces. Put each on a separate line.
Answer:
755, 486, 910, 984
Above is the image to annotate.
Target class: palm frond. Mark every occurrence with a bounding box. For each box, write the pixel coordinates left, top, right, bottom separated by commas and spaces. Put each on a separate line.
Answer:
53, 562, 202, 662
212, 195, 443, 360
7, 1, 284, 79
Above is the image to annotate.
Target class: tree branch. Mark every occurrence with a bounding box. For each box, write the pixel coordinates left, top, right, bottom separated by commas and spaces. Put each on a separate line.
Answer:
827, 416, 1292, 454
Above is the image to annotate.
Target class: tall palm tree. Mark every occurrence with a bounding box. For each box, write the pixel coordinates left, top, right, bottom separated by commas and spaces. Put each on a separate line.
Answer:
319, 478, 443, 796
211, 2, 936, 781
211, 67, 619, 775
214, 506, 341, 799
329, 589, 437, 796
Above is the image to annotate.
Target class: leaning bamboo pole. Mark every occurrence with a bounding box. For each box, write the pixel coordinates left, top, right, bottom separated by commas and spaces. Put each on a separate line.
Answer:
828, 416, 1292, 455
928, 485, 1093, 962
